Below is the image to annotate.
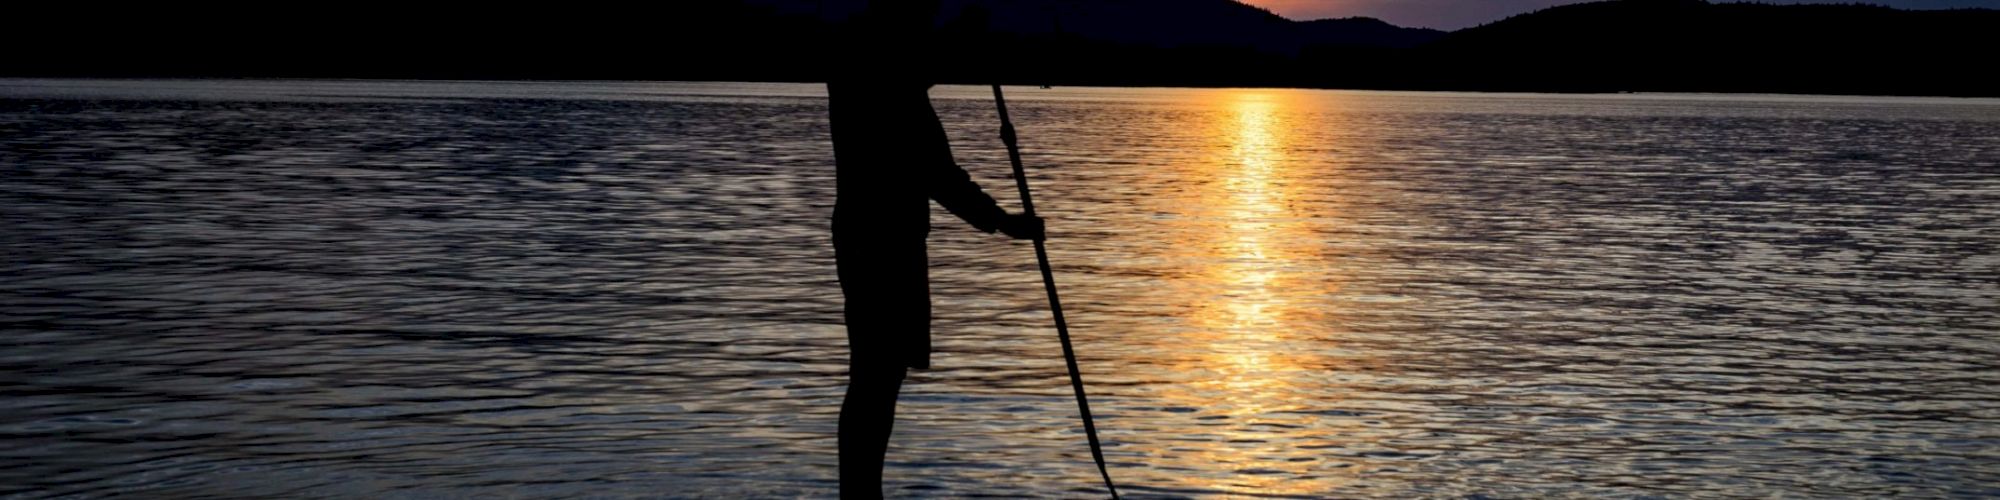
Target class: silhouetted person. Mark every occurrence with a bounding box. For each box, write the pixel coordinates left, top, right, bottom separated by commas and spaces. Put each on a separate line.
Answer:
827, 1, 1042, 498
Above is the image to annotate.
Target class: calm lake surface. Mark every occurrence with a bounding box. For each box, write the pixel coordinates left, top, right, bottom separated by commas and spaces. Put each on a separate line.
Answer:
3, 79, 1998, 498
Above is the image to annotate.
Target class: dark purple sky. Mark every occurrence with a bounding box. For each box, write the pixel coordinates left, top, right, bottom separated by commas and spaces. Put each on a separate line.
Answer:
1241, 0, 1998, 30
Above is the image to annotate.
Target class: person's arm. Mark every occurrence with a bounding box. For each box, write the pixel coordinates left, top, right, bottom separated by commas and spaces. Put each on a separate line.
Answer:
921, 126, 1005, 232
918, 103, 1043, 240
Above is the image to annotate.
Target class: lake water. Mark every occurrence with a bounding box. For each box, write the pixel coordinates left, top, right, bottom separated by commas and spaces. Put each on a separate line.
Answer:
3, 79, 1998, 498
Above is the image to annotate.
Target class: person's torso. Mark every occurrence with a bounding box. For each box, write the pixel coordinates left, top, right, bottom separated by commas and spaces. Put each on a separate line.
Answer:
827, 81, 945, 240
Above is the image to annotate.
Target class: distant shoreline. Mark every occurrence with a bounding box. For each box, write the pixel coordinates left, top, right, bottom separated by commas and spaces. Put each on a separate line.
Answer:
8, 77, 2000, 102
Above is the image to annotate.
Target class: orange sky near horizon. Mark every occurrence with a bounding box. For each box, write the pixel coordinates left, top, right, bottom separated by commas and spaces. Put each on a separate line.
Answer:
1234, 0, 1588, 29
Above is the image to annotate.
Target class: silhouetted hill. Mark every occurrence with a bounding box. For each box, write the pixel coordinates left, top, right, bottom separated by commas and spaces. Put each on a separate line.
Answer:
1298, 17, 1449, 49
7, 3, 805, 81
744, 0, 1445, 51
4, 0, 1994, 96
1407, 0, 2000, 95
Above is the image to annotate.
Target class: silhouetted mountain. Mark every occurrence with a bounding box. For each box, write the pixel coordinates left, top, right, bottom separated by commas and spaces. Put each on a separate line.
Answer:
741, 0, 1444, 51
8, 2, 815, 81
1298, 17, 1449, 49
1406, 0, 2000, 95
5, 0, 1994, 96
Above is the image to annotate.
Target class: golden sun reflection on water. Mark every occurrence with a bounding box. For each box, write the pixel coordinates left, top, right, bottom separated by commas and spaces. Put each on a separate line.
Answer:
1136, 90, 1373, 494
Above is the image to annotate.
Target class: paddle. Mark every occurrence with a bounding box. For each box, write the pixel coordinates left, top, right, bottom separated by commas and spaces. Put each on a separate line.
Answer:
991, 84, 1119, 500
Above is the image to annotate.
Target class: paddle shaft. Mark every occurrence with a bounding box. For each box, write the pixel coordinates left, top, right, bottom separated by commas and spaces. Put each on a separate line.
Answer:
991, 84, 1119, 499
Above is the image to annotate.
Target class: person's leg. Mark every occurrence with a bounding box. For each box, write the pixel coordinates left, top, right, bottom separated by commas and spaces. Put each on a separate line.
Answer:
838, 363, 907, 500
832, 235, 926, 498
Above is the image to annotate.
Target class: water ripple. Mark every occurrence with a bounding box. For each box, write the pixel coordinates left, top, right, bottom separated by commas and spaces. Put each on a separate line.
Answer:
2, 80, 1997, 498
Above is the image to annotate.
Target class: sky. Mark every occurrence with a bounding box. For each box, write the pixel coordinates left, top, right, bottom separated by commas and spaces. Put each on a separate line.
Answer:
1238, 0, 2000, 30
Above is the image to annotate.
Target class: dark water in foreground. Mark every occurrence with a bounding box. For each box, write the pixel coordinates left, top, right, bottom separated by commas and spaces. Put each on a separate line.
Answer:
3, 79, 1999, 498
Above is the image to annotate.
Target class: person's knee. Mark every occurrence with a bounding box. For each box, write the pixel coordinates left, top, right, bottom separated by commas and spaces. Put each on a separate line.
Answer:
848, 365, 908, 386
